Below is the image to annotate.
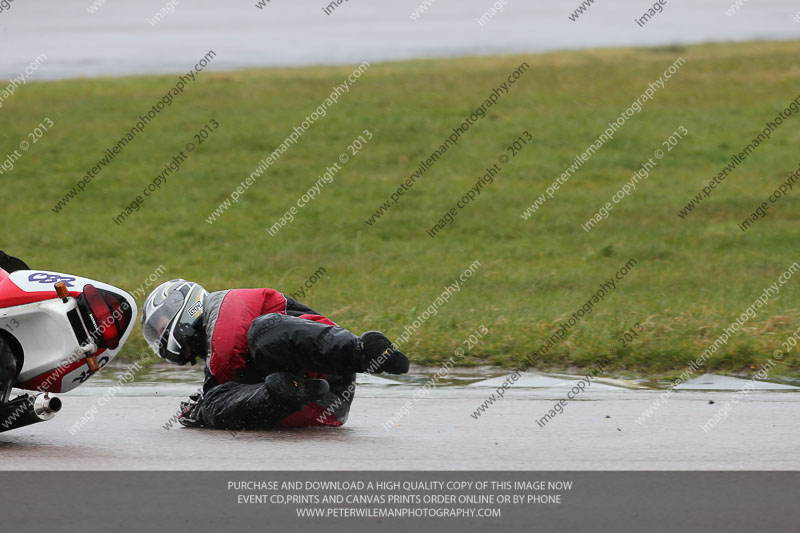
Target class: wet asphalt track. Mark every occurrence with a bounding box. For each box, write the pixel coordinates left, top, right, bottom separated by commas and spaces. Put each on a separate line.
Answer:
1, 367, 799, 470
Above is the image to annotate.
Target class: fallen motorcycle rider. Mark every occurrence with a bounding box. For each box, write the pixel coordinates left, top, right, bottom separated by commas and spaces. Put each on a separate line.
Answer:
141, 280, 409, 430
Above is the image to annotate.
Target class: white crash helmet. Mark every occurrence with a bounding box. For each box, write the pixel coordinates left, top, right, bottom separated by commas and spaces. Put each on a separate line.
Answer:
142, 279, 207, 365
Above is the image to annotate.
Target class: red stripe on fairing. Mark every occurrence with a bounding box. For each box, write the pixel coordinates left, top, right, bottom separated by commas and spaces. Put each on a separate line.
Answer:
18, 357, 88, 393
0, 270, 54, 308
0, 269, 88, 308
277, 401, 343, 428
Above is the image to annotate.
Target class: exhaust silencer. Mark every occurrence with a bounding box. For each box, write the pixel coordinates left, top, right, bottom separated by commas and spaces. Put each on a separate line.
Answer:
0, 393, 62, 433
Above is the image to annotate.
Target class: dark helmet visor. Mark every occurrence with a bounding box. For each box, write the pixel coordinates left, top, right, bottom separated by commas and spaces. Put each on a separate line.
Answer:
142, 291, 184, 355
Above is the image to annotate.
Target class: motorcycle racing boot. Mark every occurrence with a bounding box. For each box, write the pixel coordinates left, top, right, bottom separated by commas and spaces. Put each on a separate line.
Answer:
357, 331, 410, 375
265, 372, 330, 407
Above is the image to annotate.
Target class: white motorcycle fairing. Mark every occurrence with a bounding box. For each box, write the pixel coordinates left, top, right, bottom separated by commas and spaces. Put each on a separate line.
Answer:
0, 269, 137, 393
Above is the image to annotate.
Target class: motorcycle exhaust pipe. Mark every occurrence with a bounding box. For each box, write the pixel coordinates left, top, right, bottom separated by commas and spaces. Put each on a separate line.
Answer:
0, 393, 62, 433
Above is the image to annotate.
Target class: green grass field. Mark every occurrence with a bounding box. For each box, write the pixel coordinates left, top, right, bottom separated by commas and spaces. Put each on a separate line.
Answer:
2, 41, 800, 378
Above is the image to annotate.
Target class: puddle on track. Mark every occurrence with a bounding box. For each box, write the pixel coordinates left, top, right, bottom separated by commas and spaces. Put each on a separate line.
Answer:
68, 362, 800, 395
